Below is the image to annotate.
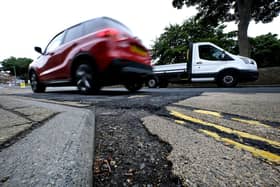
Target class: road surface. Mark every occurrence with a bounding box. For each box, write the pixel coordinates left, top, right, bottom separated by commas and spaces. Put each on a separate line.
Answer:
4, 86, 280, 186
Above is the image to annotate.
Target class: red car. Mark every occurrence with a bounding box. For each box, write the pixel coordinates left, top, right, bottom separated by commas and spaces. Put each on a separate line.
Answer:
29, 17, 152, 93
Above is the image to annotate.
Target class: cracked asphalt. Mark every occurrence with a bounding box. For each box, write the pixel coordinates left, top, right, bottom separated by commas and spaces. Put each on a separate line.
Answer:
2, 86, 280, 186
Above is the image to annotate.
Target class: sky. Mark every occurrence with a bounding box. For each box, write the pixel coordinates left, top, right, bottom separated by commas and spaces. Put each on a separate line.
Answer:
0, 0, 279, 61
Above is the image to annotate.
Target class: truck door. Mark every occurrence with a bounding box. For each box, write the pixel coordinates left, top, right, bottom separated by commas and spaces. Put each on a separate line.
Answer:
187, 42, 193, 80
192, 43, 234, 81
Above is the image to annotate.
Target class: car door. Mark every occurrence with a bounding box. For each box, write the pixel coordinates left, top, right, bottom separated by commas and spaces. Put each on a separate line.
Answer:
39, 24, 85, 81
38, 31, 66, 81
192, 44, 234, 81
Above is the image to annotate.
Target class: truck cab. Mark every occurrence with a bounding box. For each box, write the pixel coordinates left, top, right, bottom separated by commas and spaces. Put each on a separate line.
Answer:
147, 42, 258, 88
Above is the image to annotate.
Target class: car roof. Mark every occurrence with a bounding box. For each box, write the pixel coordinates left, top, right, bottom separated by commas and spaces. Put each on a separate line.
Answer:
65, 16, 130, 32
45, 16, 131, 50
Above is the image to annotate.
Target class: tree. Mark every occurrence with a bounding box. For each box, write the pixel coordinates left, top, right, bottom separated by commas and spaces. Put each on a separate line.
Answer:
250, 33, 280, 67
0, 57, 33, 81
152, 18, 237, 64
152, 24, 188, 65
172, 0, 280, 57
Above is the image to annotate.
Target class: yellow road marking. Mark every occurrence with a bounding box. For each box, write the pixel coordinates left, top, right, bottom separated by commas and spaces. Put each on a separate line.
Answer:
194, 109, 223, 118
175, 120, 186, 125
169, 110, 280, 148
200, 129, 280, 164
231, 117, 272, 129
193, 108, 275, 129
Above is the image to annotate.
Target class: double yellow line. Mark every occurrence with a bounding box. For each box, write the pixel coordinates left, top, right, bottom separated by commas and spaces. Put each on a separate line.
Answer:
169, 109, 280, 164
194, 109, 276, 129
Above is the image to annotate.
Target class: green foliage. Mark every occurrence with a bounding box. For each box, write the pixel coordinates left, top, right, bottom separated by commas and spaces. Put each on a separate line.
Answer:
151, 18, 237, 64
250, 33, 280, 67
152, 17, 280, 67
0, 57, 33, 81
172, 0, 280, 25
172, 0, 280, 57
152, 24, 188, 64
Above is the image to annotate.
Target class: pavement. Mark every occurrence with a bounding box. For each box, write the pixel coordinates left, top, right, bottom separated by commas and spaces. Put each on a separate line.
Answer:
0, 94, 95, 186
142, 92, 280, 186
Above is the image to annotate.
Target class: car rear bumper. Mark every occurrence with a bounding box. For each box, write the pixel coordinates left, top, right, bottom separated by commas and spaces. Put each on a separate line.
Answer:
239, 70, 259, 82
108, 59, 152, 75
100, 59, 153, 84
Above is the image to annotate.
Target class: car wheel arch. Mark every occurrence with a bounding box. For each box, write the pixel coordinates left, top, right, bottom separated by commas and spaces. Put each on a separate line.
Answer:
216, 68, 240, 87
216, 68, 239, 79
71, 53, 98, 82
29, 68, 37, 80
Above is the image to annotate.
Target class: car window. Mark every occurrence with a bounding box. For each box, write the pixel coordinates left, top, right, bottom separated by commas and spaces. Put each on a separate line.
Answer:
64, 24, 84, 43
84, 19, 106, 35
199, 45, 233, 61
103, 18, 133, 35
84, 18, 133, 36
45, 31, 65, 53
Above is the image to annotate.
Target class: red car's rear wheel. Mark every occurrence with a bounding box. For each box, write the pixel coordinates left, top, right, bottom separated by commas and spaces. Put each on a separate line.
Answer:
75, 64, 101, 94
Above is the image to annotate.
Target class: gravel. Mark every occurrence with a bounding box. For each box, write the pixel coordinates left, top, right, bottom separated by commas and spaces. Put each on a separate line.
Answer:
91, 93, 199, 186
93, 107, 182, 186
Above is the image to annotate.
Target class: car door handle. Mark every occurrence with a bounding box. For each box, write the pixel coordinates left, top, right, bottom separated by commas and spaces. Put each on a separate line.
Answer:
196, 61, 203, 64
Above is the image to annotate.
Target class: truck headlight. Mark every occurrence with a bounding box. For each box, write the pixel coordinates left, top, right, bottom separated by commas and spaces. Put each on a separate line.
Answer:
240, 57, 250, 64
250, 59, 256, 65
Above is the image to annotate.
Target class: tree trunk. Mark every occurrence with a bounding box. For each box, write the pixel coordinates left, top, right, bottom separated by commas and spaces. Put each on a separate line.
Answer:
237, 0, 253, 57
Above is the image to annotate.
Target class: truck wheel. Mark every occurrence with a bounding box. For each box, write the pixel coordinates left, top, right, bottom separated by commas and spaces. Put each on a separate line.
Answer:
147, 77, 158, 88
159, 80, 168, 88
30, 71, 46, 93
75, 64, 100, 94
217, 71, 238, 87
125, 82, 143, 92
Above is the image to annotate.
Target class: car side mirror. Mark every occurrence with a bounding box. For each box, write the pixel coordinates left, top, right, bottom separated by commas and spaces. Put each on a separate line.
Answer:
34, 46, 43, 54
219, 51, 227, 60
220, 51, 226, 59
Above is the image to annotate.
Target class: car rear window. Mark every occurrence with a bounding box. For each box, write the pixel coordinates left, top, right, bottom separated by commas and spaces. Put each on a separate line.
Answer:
84, 17, 133, 36
64, 24, 84, 43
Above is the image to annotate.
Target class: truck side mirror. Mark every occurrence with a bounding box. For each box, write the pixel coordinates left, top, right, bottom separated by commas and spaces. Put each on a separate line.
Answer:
220, 51, 226, 59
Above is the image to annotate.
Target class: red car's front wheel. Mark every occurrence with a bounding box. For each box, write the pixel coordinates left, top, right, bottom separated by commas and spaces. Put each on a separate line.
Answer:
30, 71, 46, 93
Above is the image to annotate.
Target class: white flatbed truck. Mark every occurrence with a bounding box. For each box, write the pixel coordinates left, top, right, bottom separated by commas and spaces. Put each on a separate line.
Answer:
147, 42, 259, 88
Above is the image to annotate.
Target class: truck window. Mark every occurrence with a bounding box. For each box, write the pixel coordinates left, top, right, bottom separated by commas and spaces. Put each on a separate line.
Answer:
199, 45, 233, 61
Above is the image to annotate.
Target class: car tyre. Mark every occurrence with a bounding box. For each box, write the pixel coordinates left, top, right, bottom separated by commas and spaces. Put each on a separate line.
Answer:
125, 81, 143, 92
30, 71, 46, 93
147, 76, 158, 88
75, 64, 100, 94
217, 71, 238, 87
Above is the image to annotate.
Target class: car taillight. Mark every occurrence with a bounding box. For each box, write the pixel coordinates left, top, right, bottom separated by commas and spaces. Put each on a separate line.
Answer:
96, 28, 119, 39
